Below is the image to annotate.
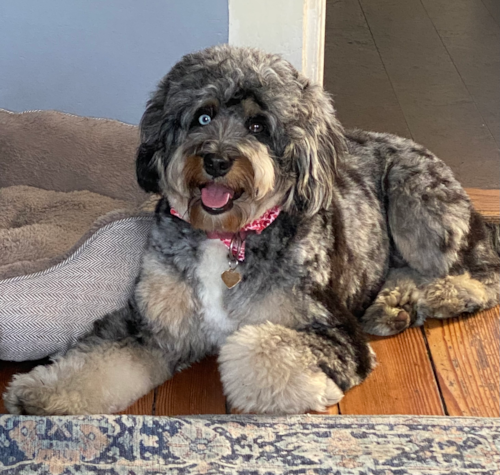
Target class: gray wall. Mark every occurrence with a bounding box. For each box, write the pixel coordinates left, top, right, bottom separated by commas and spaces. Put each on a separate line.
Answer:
0, 1, 228, 124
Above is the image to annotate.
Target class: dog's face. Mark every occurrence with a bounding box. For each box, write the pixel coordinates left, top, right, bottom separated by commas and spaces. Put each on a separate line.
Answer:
137, 45, 345, 232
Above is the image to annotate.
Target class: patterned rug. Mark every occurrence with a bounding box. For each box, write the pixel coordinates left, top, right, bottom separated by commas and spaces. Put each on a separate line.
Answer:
0, 414, 498, 474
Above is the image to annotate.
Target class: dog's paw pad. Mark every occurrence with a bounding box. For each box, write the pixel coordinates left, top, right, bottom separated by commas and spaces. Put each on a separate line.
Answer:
361, 305, 411, 336
393, 310, 411, 331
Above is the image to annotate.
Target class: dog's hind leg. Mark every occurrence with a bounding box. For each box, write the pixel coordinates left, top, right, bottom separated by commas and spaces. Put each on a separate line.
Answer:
383, 141, 472, 278
361, 267, 499, 336
364, 140, 500, 336
416, 270, 499, 322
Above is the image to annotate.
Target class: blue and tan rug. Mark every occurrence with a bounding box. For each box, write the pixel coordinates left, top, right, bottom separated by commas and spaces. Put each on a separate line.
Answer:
0, 414, 498, 474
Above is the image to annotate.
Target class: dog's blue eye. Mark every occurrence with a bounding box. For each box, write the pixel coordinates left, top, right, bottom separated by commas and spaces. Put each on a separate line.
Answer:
198, 114, 211, 126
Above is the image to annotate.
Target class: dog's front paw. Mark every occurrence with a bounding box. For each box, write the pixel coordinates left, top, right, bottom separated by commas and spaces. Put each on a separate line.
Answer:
3, 365, 86, 415
218, 323, 344, 414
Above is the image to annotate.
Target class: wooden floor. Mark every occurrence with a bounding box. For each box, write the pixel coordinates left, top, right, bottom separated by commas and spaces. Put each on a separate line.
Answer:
324, 0, 500, 189
0, 189, 498, 417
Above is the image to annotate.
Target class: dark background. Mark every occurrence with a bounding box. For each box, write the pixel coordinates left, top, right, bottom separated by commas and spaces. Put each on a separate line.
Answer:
324, 0, 499, 189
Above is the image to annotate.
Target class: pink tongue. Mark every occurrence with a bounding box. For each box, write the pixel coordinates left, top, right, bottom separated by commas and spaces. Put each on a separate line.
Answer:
201, 183, 234, 208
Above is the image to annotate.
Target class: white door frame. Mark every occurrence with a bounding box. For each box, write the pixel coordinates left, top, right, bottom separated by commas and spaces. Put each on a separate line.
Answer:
228, 0, 326, 85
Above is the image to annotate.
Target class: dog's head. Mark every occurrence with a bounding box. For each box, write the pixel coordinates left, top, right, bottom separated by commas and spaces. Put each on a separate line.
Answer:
137, 45, 345, 232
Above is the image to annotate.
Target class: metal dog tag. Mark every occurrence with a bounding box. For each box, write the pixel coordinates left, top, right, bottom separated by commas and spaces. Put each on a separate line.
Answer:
221, 268, 242, 288
222, 255, 241, 289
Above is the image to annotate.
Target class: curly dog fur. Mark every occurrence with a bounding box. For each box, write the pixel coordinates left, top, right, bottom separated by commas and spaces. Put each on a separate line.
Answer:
4, 45, 499, 415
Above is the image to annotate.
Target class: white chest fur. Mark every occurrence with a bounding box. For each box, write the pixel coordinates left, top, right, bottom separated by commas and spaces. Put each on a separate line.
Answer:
195, 239, 237, 345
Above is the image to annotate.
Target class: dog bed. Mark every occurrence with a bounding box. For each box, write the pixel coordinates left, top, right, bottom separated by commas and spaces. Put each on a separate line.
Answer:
0, 109, 155, 361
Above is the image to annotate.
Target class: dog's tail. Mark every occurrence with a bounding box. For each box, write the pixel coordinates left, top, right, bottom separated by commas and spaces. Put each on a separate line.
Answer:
485, 221, 500, 256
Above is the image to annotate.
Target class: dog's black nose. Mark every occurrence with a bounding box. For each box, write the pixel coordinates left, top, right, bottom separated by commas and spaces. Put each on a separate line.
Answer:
202, 153, 232, 177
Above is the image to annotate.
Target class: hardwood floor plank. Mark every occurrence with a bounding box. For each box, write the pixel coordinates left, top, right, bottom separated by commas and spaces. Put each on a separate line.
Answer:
233, 405, 340, 415
119, 390, 155, 416
339, 328, 445, 415
323, 404, 340, 415
358, 0, 499, 188
466, 188, 500, 223
424, 306, 500, 417
154, 356, 226, 416
421, 0, 499, 37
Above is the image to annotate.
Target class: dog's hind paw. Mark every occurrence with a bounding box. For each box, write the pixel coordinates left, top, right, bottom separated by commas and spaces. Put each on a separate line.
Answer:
218, 322, 344, 414
361, 300, 412, 336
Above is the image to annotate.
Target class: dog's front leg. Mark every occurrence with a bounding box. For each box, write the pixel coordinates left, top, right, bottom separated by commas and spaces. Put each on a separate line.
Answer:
4, 251, 207, 415
218, 299, 376, 414
3, 305, 175, 416
4, 267, 207, 415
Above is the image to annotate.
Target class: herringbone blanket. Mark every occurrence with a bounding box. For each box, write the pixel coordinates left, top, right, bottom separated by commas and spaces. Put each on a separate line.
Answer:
0, 186, 155, 361
0, 414, 498, 474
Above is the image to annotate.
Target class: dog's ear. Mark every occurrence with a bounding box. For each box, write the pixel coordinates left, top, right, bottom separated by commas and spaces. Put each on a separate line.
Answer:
136, 78, 172, 194
136, 142, 161, 193
288, 81, 346, 216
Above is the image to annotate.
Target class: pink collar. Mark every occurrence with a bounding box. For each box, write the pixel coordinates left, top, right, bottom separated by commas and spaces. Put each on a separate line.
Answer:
170, 206, 281, 261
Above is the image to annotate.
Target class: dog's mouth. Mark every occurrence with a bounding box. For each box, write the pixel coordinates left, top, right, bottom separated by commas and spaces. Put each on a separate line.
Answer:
200, 183, 242, 215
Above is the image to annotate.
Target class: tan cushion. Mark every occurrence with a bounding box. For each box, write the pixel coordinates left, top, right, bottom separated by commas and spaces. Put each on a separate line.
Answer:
0, 109, 146, 204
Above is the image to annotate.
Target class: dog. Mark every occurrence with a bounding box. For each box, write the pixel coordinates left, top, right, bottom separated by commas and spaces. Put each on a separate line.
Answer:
4, 45, 499, 415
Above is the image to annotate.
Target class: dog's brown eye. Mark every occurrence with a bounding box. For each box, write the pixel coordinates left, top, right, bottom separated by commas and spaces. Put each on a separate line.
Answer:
248, 122, 263, 134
